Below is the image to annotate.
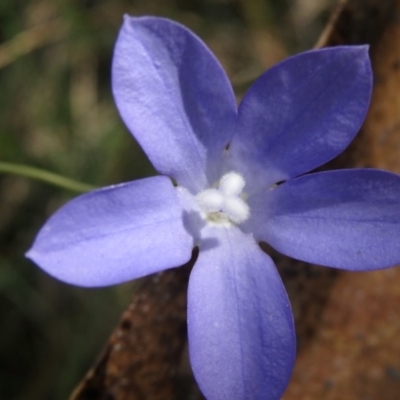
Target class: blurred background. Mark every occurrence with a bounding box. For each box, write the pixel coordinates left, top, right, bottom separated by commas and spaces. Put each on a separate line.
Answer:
0, 0, 335, 399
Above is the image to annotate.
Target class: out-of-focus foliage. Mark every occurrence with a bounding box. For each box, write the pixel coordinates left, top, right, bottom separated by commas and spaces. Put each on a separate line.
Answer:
0, 0, 334, 398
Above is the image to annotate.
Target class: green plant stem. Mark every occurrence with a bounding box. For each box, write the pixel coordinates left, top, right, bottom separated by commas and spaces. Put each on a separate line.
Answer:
0, 161, 95, 193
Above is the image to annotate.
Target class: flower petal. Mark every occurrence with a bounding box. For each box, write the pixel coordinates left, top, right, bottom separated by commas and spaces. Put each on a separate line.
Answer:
112, 16, 237, 192
26, 177, 193, 286
229, 46, 372, 188
188, 226, 295, 400
250, 169, 400, 270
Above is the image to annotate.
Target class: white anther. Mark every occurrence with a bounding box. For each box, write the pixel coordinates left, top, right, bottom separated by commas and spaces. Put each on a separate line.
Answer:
195, 171, 250, 225
222, 197, 250, 224
219, 172, 245, 196
196, 188, 224, 212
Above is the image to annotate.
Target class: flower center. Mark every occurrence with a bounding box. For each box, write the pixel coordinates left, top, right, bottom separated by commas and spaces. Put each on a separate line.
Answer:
195, 171, 250, 225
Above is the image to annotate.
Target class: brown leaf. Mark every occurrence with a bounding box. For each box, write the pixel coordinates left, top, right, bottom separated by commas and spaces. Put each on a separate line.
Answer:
283, 0, 400, 399
70, 250, 202, 400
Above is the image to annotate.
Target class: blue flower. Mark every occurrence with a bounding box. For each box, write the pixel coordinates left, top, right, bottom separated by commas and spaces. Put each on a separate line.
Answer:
27, 15, 400, 400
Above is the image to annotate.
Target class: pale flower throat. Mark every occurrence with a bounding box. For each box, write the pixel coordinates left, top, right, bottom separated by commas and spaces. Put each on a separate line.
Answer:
195, 171, 250, 225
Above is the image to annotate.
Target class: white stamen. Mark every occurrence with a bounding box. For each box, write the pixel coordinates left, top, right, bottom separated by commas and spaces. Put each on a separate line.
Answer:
195, 171, 250, 225
222, 197, 250, 224
219, 172, 245, 196
196, 188, 224, 212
